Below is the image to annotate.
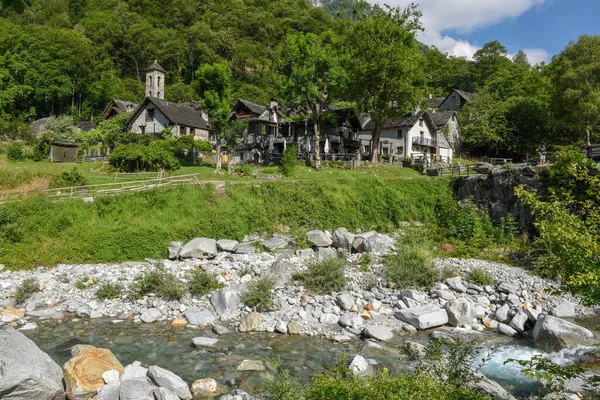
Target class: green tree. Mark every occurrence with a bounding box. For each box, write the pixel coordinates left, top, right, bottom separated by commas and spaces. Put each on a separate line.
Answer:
275, 31, 344, 170
345, 3, 426, 164
2, 0, 34, 13
472, 40, 512, 89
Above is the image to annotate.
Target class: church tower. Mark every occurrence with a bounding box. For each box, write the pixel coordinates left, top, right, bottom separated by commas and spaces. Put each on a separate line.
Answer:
146, 60, 165, 100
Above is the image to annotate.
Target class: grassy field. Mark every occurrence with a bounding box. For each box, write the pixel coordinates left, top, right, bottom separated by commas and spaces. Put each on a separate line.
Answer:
0, 174, 453, 270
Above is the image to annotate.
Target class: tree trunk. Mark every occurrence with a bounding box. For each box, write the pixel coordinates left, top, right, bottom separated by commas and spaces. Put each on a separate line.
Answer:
215, 142, 222, 172
313, 117, 321, 171
370, 121, 381, 165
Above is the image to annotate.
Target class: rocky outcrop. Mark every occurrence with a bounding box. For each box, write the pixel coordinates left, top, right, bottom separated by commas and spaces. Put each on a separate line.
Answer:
532, 314, 596, 351
456, 164, 542, 230
0, 325, 65, 400
179, 238, 218, 259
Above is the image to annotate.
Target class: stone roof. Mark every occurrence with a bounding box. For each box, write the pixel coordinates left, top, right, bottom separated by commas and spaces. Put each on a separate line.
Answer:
454, 89, 475, 102
363, 111, 432, 130
428, 97, 445, 108
428, 111, 456, 128
146, 60, 165, 73
127, 97, 212, 131
77, 121, 97, 132
233, 99, 286, 124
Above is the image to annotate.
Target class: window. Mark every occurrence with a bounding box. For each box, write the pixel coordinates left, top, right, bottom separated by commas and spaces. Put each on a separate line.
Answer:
139, 125, 146, 134
148, 77, 152, 88
419, 119, 423, 127
397, 129, 403, 139
382, 147, 389, 155
396, 146, 403, 154
363, 145, 370, 154
157, 92, 161, 98
190, 128, 195, 136
157, 76, 161, 87
146, 109, 155, 122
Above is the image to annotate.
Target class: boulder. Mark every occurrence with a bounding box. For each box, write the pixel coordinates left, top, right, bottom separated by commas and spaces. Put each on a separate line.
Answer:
508, 309, 529, 333
395, 305, 449, 330
363, 234, 395, 255
287, 320, 302, 335
184, 308, 217, 326
336, 293, 355, 311
332, 228, 355, 249
179, 238, 218, 259
261, 237, 288, 252
306, 230, 333, 247
167, 241, 182, 260
399, 289, 427, 304
191, 378, 225, 398
148, 365, 192, 400
445, 278, 467, 293
140, 308, 162, 323
0, 325, 65, 400
121, 361, 147, 381
349, 355, 370, 377
496, 323, 517, 337
119, 379, 156, 400
238, 311, 263, 332
216, 239, 239, 252
219, 389, 255, 400
445, 299, 475, 327
95, 380, 121, 400
363, 325, 394, 341
152, 387, 180, 400
532, 314, 596, 351
296, 248, 315, 258
338, 313, 365, 329
497, 281, 519, 294
211, 286, 243, 320
236, 360, 265, 371
314, 247, 336, 260
352, 238, 364, 253
235, 244, 256, 254
494, 304, 510, 323
192, 337, 219, 348
551, 301, 577, 318
63, 344, 124, 399
319, 313, 339, 325
471, 373, 517, 400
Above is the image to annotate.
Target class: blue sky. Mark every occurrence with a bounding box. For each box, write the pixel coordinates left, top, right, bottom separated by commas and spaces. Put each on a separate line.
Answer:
375, 0, 600, 64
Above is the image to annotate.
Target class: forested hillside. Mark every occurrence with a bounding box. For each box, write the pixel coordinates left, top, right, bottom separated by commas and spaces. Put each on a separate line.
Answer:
1, 0, 600, 157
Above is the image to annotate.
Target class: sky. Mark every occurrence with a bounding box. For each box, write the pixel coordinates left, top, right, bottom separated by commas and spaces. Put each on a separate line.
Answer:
372, 0, 600, 65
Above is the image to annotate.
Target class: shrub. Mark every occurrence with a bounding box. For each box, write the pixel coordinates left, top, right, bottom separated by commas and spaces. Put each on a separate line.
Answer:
187, 270, 223, 296
14, 278, 38, 304
279, 144, 297, 177
242, 277, 274, 311
96, 282, 124, 300
385, 231, 436, 289
298, 257, 348, 294
133, 265, 185, 300
33, 134, 53, 161
359, 253, 372, 272
7, 142, 25, 161
467, 268, 496, 286
48, 168, 89, 189
108, 142, 180, 172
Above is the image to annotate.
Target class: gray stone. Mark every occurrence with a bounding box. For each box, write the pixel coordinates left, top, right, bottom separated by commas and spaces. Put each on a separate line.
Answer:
152, 387, 180, 400
210, 286, 243, 320
316, 247, 337, 259
95, 381, 121, 400
405, 341, 426, 357
494, 304, 510, 323
219, 389, 255, 400
445, 299, 475, 327
216, 239, 239, 252
496, 323, 518, 337
551, 301, 577, 318
363, 234, 395, 255
319, 313, 339, 325
261, 238, 288, 252
140, 308, 162, 323
121, 361, 147, 381
509, 309, 529, 333
212, 324, 230, 335
445, 278, 467, 293
532, 314, 595, 351
297, 248, 315, 258
119, 379, 156, 400
507, 293, 521, 306
168, 241, 182, 259
434, 289, 456, 301
363, 325, 393, 341
332, 228, 355, 249
471, 373, 517, 400
524, 307, 540, 322
399, 289, 427, 304
102, 369, 120, 383
148, 365, 192, 400
352, 238, 364, 253
184, 308, 216, 326
349, 355, 370, 377
395, 305, 449, 330
274, 320, 288, 334
497, 281, 519, 294
236, 360, 265, 371
338, 313, 364, 329
192, 337, 219, 348
0, 325, 65, 400
336, 293, 355, 310
235, 244, 256, 254
306, 230, 333, 247
179, 238, 218, 259
287, 320, 302, 335
542, 393, 580, 400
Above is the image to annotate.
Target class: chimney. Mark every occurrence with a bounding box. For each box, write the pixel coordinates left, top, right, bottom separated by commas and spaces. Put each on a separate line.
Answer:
270, 97, 279, 109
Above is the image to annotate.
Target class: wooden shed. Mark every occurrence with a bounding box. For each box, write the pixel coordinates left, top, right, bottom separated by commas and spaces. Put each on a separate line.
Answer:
50, 141, 79, 163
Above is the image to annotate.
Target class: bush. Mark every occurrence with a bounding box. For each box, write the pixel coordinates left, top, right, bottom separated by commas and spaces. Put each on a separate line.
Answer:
7, 142, 25, 161
48, 168, 89, 189
14, 278, 38, 304
133, 265, 185, 300
242, 277, 274, 311
279, 144, 297, 177
187, 270, 223, 296
96, 282, 124, 300
298, 257, 348, 294
33, 134, 53, 161
385, 231, 436, 289
109, 142, 180, 172
467, 268, 496, 286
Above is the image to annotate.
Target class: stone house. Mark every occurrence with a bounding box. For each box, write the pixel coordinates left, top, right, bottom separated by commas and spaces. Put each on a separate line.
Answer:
438, 89, 475, 112
102, 100, 139, 120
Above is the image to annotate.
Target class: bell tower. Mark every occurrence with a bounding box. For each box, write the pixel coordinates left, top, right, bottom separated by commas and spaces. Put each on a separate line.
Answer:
145, 60, 165, 100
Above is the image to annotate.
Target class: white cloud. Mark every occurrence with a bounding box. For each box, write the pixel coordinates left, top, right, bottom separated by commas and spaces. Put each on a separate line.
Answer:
372, 0, 550, 63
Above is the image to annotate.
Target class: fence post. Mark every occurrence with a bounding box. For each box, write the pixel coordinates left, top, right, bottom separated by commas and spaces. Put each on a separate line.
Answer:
121, 184, 124, 193
70, 187, 74, 199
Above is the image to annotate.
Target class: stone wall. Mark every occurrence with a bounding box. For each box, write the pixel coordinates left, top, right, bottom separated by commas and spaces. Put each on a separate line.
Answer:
455, 164, 542, 231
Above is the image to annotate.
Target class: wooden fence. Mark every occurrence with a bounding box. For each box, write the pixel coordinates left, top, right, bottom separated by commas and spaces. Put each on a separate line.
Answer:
429, 164, 478, 177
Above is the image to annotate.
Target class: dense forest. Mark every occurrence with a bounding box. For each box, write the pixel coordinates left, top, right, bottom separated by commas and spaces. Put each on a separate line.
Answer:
1, 0, 599, 157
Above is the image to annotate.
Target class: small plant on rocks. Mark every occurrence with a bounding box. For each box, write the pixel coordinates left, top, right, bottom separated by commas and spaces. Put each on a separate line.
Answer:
14, 278, 38, 305
187, 270, 223, 296
96, 282, 124, 300
359, 253, 372, 272
467, 268, 496, 287
385, 231, 436, 289
133, 264, 186, 300
242, 277, 274, 311
298, 257, 348, 294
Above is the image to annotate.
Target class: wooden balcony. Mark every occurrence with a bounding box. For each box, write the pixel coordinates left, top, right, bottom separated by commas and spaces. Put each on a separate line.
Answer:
412, 137, 437, 148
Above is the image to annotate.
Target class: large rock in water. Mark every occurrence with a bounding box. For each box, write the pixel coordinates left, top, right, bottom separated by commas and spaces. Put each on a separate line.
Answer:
532, 314, 596, 351
0, 325, 65, 400
395, 305, 448, 330
63, 344, 124, 399
445, 298, 475, 327
179, 238, 218, 259
148, 365, 192, 400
